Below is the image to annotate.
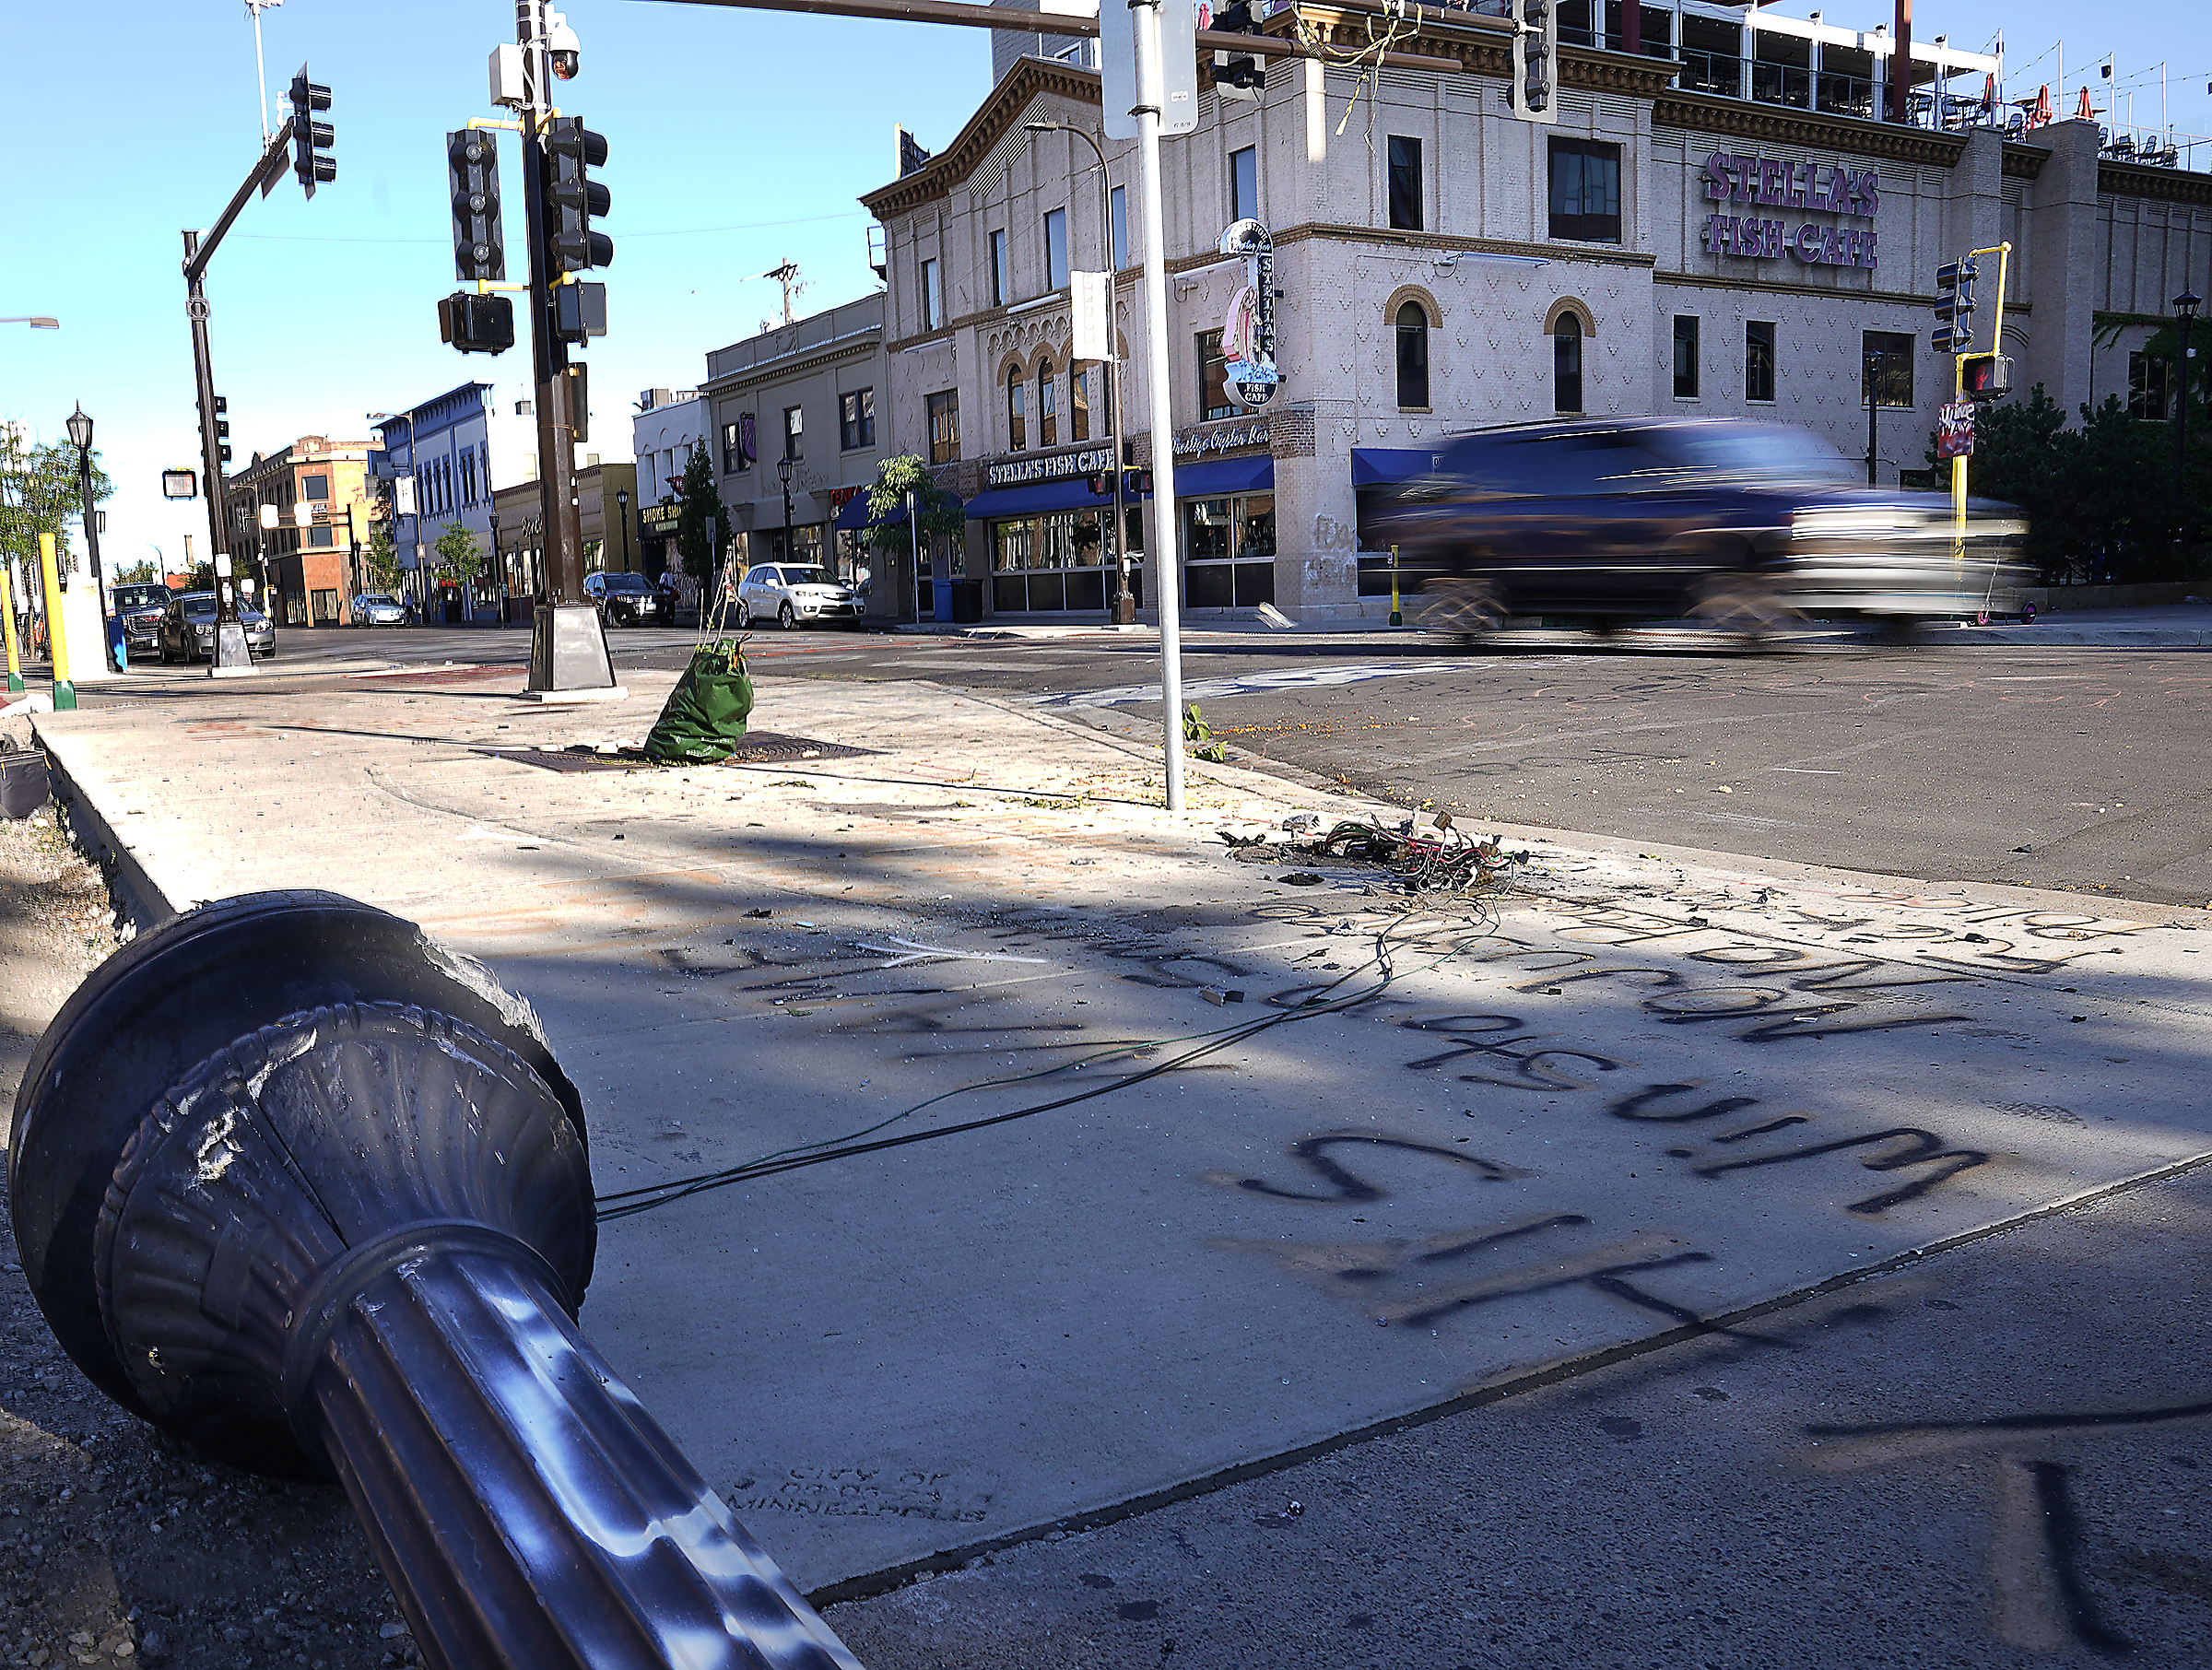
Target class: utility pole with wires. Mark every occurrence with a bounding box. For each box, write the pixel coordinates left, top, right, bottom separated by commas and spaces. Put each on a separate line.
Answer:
759, 259, 803, 325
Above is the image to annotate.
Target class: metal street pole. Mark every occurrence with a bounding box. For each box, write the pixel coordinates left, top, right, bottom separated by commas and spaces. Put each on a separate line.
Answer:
1026, 120, 1131, 628
1131, 0, 1185, 811
66, 407, 112, 669
517, 0, 620, 696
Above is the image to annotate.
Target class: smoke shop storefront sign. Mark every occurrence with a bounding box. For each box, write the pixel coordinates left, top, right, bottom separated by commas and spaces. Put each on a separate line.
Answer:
1699, 151, 1883, 269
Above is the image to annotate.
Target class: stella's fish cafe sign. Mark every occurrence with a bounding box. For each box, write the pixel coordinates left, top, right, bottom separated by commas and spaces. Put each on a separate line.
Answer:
1699, 151, 1882, 268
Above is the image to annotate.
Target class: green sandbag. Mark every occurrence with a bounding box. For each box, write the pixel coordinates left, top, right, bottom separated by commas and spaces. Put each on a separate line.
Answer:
642, 639, 755, 763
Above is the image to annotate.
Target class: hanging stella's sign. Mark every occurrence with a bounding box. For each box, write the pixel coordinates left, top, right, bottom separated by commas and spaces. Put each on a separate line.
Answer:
1698, 151, 1882, 269
1218, 218, 1277, 407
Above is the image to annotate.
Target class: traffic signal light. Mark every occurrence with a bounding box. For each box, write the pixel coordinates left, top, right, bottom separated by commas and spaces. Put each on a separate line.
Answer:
447, 129, 505, 283
1959, 352, 2012, 402
1207, 0, 1264, 103
540, 117, 610, 276
1509, 0, 1557, 122
288, 66, 335, 197
1932, 258, 1977, 352
439, 291, 516, 356
212, 394, 231, 465
554, 281, 606, 345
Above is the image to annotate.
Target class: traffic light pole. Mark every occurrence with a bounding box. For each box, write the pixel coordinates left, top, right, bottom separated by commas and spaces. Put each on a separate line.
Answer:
1949, 241, 2010, 566
516, 0, 620, 698
179, 123, 297, 677
1132, 0, 1185, 812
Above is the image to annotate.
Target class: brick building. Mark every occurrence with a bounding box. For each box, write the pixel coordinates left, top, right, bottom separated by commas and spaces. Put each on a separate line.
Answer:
222, 435, 375, 626
861, 8, 2211, 621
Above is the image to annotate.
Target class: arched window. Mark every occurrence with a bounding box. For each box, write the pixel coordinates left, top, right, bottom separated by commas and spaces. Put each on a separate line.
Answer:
1395, 302, 1430, 410
1038, 357, 1058, 448
1553, 313, 1583, 414
1006, 365, 1027, 451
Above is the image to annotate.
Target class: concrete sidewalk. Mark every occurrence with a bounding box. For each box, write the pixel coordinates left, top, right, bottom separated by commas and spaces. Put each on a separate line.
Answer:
22, 664, 2212, 1602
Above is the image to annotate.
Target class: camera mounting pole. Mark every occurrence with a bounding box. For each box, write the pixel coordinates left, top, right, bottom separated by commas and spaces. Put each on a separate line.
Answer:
516, 0, 622, 698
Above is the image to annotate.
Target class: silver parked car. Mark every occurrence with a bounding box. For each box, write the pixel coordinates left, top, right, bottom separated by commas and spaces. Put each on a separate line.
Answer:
350, 592, 409, 627
159, 591, 276, 663
735, 563, 862, 629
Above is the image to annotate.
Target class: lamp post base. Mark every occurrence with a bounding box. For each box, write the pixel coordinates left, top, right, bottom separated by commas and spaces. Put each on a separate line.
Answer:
209, 621, 256, 678
526, 600, 621, 694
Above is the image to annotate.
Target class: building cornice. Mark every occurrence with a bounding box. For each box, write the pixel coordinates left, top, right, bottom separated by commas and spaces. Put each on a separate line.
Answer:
702, 327, 884, 397
2098, 160, 2212, 206
1653, 89, 1970, 169
2002, 142, 2049, 179
1287, 6, 1676, 97
861, 58, 1103, 219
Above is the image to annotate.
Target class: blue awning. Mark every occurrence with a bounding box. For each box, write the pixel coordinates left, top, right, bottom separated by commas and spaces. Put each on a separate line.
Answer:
964, 477, 1135, 520
1350, 446, 1442, 487
1173, 454, 1275, 497
834, 489, 963, 531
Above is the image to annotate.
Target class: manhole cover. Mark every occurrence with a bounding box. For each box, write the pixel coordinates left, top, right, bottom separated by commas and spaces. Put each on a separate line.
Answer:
483, 732, 878, 772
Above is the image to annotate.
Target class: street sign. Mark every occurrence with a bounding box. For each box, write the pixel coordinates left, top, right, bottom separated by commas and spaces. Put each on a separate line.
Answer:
1100, 0, 1199, 140
1937, 400, 1976, 460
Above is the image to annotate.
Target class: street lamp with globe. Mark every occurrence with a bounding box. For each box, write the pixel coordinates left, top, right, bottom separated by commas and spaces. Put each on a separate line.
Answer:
616, 487, 629, 572
64, 405, 118, 668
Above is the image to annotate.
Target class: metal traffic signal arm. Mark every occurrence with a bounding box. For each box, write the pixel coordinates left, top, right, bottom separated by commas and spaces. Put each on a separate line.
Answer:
178, 65, 334, 675
1944, 241, 2011, 565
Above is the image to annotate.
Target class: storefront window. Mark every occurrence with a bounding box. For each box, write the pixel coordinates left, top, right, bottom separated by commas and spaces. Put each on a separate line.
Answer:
990, 508, 1118, 613
1181, 491, 1275, 608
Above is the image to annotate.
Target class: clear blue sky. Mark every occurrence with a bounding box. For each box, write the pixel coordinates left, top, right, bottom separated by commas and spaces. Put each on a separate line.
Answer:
2, 0, 2204, 576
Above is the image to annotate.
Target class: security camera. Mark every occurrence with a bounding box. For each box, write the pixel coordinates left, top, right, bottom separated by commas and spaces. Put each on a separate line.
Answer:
546, 9, 580, 80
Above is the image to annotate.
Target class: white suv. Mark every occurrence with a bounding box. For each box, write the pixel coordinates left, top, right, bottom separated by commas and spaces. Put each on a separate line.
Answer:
735, 563, 862, 629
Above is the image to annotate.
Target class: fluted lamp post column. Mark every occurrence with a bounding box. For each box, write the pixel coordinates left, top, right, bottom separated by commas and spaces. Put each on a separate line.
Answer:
7, 893, 864, 1670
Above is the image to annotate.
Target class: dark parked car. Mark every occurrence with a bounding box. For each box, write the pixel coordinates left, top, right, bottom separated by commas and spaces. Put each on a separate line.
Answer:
112, 582, 173, 656
584, 570, 666, 626
158, 591, 276, 663
1368, 418, 2027, 636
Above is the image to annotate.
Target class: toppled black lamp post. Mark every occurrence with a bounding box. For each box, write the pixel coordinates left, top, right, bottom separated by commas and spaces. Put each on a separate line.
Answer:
8, 893, 863, 1670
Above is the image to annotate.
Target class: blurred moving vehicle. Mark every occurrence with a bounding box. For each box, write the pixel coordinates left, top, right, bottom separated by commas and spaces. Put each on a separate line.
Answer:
735, 563, 863, 629
350, 593, 408, 627
112, 582, 173, 658
1367, 418, 2028, 637
584, 570, 667, 627
157, 591, 276, 663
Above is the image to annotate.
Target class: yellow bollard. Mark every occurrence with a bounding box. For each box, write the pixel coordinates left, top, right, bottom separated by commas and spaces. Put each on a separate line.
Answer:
38, 532, 76, 712
0, 556, 23, 694
1389, 544, 1403, 628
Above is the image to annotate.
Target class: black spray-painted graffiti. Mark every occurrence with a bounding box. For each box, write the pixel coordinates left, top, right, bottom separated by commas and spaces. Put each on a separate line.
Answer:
1208, 1138, 1735, 1337
1607, 1083, 1990, 1216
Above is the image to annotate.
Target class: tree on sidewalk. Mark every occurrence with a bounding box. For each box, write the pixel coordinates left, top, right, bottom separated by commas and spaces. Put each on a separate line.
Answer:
862, 453, 965, 571
434, 522, 484, 591
675, 441, 729, 585
0, 429, 111, 581
362, 523, 404, 594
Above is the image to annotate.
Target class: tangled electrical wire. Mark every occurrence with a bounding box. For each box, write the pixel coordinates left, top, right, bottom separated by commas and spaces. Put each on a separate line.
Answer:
1218, 816, 1528, 897
593, 900, 1504, 1224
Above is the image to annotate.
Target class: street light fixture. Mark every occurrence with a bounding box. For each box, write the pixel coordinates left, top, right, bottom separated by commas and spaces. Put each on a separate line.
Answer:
776, 454, 794, 569
488, 509, 503, 624
65, 405, 115, 667
1025, 119, 1133, 625
615, 487, 629, 572
1, 317, 59, 329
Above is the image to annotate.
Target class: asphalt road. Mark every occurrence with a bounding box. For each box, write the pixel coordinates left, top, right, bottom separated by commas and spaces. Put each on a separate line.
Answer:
121, 622, 2212, 911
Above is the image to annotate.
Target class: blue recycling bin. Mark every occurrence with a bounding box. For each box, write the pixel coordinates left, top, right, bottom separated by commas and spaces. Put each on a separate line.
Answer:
107, 613, 127, 672
931, 572, 952, 621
